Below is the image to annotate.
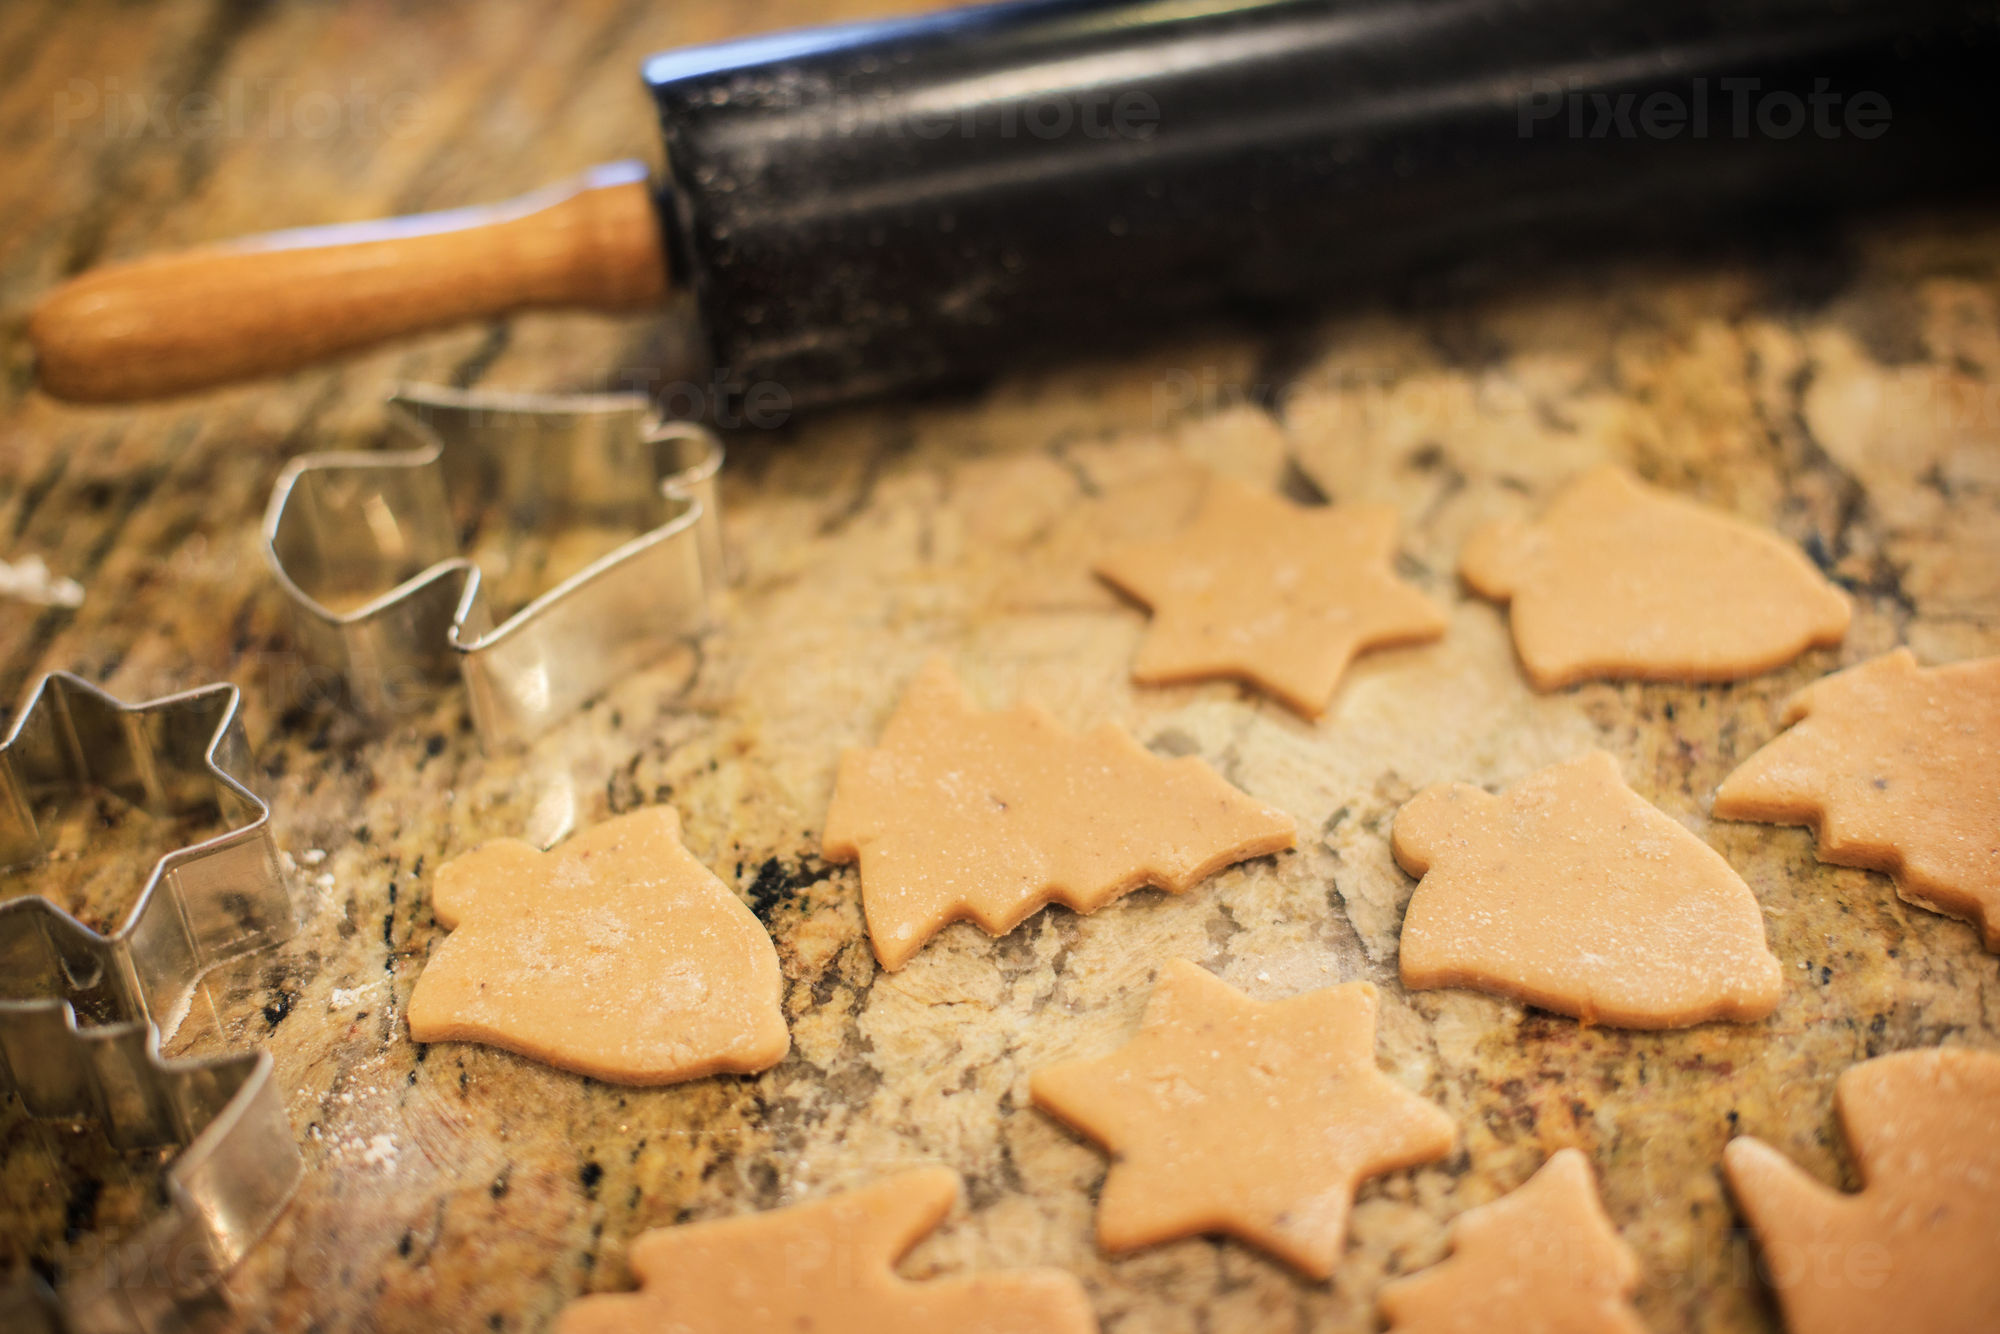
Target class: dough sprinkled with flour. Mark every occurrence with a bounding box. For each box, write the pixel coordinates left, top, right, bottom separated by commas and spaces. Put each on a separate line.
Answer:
823, 660, 1295, 970
1095, 476, 1446, 715
1031, 960, 1455, 1278
557, 1168, 1097, 1333
408, 806, 787, 1085
1394, 751, 1782, 1028
1725, 1047, 2000, 1334
1379, 1149, 1647, 1334
1716, 648, 2000, 951
1461, 466, 1849, 688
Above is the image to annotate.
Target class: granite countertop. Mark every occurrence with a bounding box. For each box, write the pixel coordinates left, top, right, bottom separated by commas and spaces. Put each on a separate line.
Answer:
3, 2, 1998, 1331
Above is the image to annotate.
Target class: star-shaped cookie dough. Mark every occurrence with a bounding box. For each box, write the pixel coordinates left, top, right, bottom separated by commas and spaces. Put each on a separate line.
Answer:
1714, 648, 2000, 951
822, 660, 1295, 970
556, 1167, 1097, 1334
1030, 960, 1456, 1278
1094, 476, 1446, 716
1379, 1149, 1647, 1334
1724, 1047, 2000, 1334
1461, 466, 1850, 689
407, 806, 788, 1085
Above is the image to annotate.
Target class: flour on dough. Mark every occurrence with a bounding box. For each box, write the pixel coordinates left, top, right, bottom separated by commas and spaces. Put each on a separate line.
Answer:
556, 1167, 1097, 1333
1095, 475, 1447, 716
1725, 1047, 2000, 1334
1030, 959, 1455, 1279
1461, 466, 1849, 688
822, 659, 1296, 970
1715, 648, 2000, 952
1393, 751, 1782, 1028
1379, 1149, 1647, 1334
407, 806, 788, 1085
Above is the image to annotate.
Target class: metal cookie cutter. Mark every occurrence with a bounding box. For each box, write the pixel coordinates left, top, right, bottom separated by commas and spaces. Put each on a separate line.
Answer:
0, 1009, 297, 1334
0, 674, 296, 1031
262, 383, 725, 748
1, 674, 301, 1333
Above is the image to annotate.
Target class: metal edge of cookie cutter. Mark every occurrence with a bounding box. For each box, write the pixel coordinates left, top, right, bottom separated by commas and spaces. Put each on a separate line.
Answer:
0, 1010, 296, 1334
0, 674, 302, 1334
261, 382, 726, 749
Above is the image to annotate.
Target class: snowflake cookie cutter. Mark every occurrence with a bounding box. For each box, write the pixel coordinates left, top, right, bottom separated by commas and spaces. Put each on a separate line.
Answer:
0, 674, 296, 1030
262, 383, 725, 748
0, 673, 302, 1333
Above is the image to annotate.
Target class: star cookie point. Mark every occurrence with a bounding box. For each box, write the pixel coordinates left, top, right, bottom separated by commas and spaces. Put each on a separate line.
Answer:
1031, 960, 1455, 1279
1095, 477, 1445, 716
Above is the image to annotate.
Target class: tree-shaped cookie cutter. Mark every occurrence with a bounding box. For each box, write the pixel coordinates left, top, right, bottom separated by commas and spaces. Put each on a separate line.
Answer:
262, 384, 725, 748
0, 674, 301, 1333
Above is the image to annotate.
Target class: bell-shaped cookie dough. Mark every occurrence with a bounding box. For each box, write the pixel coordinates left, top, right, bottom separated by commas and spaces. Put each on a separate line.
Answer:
1461, 466, 1850, 689
1393, 751, 1782, 1028
1715, 649, 2000, 951
1724, 1047, 2000, 1334
1030, 960, 1456, 1279
1379, 1149, 1647, 1334
823, 660, 1296, 970
556, 1167, 1097, 1334
1095, 476, 1447, 716
407, 806, 788, 1084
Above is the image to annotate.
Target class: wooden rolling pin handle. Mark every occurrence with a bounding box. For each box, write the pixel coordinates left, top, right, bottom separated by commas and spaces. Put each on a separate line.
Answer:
28, 160, 671, 404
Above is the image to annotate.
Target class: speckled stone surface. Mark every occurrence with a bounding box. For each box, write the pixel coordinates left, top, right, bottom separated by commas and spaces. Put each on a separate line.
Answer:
3, 4, 1999, 1332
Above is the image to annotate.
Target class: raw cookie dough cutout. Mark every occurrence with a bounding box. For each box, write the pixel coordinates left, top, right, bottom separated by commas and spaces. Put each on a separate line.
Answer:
1029, 959, 1456, 1279
1378, 1149, 1647, 1334
1393, 750, 1782, 1028
556, 1167, 1097, 1334
1094, 475, 1446, 716
1724, 1047, 2000, 1334
407, 806, 788, 1084
1714, 648, 2000, 951
822, 659, 1296, 970
1460, 466, 1850, 689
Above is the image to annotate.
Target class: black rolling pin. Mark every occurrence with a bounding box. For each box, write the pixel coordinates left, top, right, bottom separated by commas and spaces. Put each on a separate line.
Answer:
29, 0, 2000, 407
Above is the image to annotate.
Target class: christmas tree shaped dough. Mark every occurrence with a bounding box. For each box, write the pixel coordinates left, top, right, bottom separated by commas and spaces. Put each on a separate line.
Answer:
1461, 466, 1850, 689
1393, 751, 1782, 1028
1724, 1047, 2000, 1334
1715, 649, 2000, 951
822, 660, 1295, 970
556, 1167, 1097, 1334
1094, 476, 1446, 716
407, 806, 788, 1084
1029, 959, 1456, 1278
1379, 1149, 1647, 1334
